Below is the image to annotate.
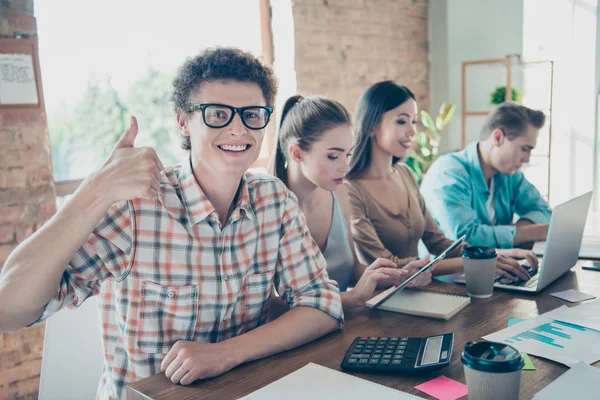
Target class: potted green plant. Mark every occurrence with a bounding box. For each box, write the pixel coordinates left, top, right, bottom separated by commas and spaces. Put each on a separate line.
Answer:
490, 85, 521, 105
405, 102, 455, 183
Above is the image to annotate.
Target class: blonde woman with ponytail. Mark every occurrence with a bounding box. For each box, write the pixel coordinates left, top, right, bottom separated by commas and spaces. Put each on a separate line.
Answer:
269, 95, 432, 312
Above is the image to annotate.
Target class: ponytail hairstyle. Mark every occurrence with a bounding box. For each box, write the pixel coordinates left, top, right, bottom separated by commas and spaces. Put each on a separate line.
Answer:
269, 95, 352, 186
347, 81, 416, 180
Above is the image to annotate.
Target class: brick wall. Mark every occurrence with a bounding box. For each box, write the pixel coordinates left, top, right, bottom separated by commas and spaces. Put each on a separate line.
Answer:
0, 1, 56, 399
292, 0, 430, 114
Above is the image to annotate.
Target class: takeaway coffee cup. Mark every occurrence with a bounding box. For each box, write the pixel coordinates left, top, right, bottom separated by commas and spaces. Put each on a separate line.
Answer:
461, 341, 524, 400
461, 246, 497, 298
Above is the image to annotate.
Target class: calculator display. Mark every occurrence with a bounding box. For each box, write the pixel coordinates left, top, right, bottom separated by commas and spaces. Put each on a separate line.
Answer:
421, 335, 443, 365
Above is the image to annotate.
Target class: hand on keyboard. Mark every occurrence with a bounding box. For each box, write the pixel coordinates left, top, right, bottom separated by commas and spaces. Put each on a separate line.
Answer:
495, 263, 539, 286
496, 249, 539, 281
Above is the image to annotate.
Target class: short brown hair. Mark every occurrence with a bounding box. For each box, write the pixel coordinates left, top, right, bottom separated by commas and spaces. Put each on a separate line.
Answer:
171, 47, 278, 150
480, 102, 546, 140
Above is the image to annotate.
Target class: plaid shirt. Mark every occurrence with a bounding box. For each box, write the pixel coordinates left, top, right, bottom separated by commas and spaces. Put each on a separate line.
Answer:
32, 158, 343, 400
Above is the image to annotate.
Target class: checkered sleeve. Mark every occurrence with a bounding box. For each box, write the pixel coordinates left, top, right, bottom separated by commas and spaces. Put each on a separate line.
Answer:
30, 201, 134, 325
274, 189, 344, 328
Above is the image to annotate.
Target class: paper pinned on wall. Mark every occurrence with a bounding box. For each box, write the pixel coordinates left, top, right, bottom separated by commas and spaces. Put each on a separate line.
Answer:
0, 53, 39, 105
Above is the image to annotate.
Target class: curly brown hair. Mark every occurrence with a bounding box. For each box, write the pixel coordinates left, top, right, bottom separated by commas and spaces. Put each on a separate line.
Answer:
171, 47, 278, 150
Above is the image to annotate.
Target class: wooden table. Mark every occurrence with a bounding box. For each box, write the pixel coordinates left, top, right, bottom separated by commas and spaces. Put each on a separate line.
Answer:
128, 262, 600, 400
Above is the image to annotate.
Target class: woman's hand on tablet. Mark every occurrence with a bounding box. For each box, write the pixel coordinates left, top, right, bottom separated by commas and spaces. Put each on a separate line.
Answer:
350, 258, 406, 306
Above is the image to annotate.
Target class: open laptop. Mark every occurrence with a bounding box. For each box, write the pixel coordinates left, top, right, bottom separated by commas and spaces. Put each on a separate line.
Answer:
454, 191, 592, 293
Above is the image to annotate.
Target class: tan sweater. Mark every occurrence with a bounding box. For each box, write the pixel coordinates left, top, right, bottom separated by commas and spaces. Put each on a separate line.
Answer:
345, 163, 465, 267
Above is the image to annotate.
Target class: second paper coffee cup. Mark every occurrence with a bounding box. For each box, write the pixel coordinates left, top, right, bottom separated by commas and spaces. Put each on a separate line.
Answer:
461, 246, 497, 298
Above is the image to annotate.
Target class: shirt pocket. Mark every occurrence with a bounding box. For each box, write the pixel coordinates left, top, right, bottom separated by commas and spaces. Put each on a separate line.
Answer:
241, 273, 272, 332
137, 281, 199, 354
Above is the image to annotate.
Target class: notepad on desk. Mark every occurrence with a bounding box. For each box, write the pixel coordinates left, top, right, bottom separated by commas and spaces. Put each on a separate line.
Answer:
366, 288, 471, 320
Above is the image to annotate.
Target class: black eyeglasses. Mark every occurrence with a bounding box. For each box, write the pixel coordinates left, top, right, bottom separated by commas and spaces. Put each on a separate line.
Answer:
187, 103, 273, 130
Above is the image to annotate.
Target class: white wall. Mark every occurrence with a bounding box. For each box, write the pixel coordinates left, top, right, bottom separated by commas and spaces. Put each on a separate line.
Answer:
430, 0, 524, 152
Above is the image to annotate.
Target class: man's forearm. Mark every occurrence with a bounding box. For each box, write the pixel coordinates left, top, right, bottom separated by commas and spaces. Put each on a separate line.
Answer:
514, 223, 548, 246
223, 306, 339, 366
0, 176, 111, 331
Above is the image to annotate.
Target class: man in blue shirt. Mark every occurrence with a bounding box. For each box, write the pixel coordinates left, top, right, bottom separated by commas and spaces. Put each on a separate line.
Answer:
421, 102, 551, 249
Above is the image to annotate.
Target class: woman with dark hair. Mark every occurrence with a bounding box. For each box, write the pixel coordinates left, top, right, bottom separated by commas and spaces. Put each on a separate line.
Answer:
270, 94, 432, 310
345, 81, 539, 279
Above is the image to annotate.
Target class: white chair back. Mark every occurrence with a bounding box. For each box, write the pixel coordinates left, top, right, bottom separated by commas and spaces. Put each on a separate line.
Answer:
39, 296, 104, 400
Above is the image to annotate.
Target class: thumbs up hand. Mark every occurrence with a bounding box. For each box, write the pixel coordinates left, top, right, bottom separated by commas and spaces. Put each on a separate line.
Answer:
94, 116, 165, 206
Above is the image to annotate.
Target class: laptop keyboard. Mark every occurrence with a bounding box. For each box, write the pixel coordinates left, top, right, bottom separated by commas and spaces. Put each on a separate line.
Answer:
495, 263, 540, 288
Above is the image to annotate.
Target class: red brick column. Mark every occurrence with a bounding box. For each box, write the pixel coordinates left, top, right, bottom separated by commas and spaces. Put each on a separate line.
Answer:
1, 1, 56, 399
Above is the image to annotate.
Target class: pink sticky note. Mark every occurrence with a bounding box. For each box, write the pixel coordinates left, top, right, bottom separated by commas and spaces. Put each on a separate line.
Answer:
414, 375, 468, 400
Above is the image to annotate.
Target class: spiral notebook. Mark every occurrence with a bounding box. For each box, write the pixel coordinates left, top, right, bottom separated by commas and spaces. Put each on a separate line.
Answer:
366, 288, 471, 320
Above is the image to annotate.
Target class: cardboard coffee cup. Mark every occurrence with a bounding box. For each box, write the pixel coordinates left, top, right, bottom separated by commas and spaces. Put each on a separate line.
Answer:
461, 341, 524, 400
461, 246, 497, 298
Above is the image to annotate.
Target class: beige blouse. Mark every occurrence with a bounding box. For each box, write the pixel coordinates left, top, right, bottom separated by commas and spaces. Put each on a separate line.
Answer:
345, 163, 465, 267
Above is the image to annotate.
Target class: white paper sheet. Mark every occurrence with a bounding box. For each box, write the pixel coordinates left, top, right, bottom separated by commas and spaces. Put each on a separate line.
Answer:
483, 307, 600, 367
533, 361, 600, 400
548, 299, 600, 332
0, 53, 39, 105
550, 289, 596, 303
238, 362, 424, 400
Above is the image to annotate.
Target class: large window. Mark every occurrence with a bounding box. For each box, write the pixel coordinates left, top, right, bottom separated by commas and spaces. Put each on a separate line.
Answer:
523, 0, 598, 232
36, 0, 267, 198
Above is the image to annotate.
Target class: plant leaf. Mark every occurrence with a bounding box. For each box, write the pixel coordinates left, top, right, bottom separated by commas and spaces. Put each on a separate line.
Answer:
415, 131, 428, 147
420, 110, 437, 133
441, 103, 456, 125
436, 115, 445, 131
404, 154, 424, 184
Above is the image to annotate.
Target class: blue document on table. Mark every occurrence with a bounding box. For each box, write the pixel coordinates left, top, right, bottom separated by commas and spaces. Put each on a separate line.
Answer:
483, 307, 600, 367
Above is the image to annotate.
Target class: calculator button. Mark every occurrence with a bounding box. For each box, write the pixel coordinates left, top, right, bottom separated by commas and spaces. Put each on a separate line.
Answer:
373, 350, 383, 354
358, 354, 370, 359
384, 350, 394, 355
369, 359, 379, 365
371, 354, 381, 359
380, 359, 391, 365
358, 340, 366, 345
365, 345, 374, 350
400, 337, 408, 341
397, 345, 406, 350
348, 358, 358, 364
360, 337, 368, 340
359, 359, 369, 365
382, 355, 392, 359
390, 337, 399, 341
392, 360, 402, 365
369, 337, 378, 340
393, 354, 403, 360
395, 350, 404, 355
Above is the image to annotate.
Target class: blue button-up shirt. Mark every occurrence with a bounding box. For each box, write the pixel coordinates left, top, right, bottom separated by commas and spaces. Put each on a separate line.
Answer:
420, 142, 551, 248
